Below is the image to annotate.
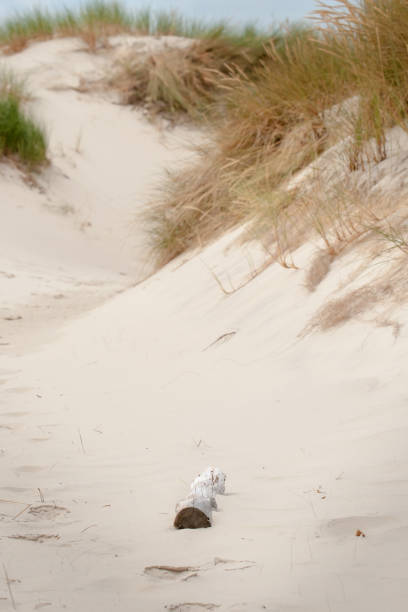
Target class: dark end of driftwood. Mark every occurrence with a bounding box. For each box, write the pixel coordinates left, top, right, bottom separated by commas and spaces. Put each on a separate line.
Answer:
174, 507, 211, 530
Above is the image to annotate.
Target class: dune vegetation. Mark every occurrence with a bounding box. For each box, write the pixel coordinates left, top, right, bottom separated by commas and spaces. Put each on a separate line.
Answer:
132, 0, 408, 268
0, 1, 270, 54
0, 71, 46, 166
1, 0, 408, 265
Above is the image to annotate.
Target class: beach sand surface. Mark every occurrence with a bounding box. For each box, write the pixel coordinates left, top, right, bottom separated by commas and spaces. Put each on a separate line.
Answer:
1, 37, 408, 612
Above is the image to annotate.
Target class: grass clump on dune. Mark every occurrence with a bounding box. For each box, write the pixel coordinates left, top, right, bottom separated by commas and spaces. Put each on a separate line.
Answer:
0, 97, 46, 165
0, 73, 46, 166
114, 35, 268, 119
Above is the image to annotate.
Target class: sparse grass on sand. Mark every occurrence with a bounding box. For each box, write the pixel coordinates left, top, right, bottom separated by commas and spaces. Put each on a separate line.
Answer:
0, 72, 46, 166
0, 67, 29, 103
0, 2, 134, 53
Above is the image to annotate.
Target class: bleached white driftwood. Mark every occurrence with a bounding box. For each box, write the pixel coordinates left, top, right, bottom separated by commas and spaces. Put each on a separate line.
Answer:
174, 467, 226, 529
191, 466, 226, 497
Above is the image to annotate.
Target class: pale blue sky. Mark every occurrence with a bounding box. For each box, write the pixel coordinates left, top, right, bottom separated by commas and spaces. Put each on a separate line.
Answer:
0, 0, 320, 24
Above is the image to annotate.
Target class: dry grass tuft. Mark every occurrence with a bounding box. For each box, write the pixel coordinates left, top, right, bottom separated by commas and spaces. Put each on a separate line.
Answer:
310, 284, 393, 331
112, 37, 268, 119
146, 150, 239, 265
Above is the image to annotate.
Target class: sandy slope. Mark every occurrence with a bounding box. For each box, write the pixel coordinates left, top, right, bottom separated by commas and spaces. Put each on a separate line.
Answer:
0, 37, 198, 354
1, 37, 408, 612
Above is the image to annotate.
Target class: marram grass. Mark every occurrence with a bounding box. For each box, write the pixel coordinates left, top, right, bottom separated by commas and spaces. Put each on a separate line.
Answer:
145, 0, 408, 266
0, 90, 46, 166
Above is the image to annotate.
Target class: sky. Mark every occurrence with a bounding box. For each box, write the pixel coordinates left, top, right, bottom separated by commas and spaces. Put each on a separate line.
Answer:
0, 0, 320, 24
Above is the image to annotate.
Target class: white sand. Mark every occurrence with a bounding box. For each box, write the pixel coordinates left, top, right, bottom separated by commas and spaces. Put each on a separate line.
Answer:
1, 38, 408, 612
0, 36, 198, 354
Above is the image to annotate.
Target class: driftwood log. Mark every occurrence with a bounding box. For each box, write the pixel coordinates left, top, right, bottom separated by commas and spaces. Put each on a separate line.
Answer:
174, 467, 226, 529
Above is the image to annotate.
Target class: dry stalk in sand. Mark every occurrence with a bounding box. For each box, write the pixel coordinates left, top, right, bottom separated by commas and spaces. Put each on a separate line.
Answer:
2, 564, 16, 610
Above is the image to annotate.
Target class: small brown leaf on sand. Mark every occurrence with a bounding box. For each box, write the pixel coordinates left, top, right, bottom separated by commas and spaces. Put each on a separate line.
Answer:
355, 529, 366, 538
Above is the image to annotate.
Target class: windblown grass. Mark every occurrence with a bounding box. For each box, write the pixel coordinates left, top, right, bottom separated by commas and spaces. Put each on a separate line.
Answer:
113, 35, 268, 118
146, 29, 352, 263
146, 0, 408, 268
0, 72, 46, 166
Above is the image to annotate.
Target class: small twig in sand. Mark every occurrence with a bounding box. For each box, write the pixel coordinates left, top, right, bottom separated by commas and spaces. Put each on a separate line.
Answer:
80, 524, 97, 534
200, 261, 235, 295
78, 429, 86, 455
13, 504, 31, 520
203, 331, 237, 351
3, 564, 16, 610
145, 565, 198, 574
201, 256, 274, 297
165, 604, 219, 611
75, 128, 83, 154
224, 565, 255, 571
182, 572, 199, 582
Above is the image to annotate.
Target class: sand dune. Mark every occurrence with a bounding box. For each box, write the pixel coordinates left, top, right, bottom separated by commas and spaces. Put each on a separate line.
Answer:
0, 37, 198, 354
1, 37, 408, 612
